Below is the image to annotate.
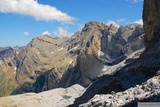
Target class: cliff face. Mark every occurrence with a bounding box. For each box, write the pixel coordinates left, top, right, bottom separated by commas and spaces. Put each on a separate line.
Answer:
59, 23, 144, 88
143, 0, 160, 46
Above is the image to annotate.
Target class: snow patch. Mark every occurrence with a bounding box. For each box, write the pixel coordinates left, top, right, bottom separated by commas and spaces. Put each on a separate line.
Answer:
101, 66, 108, 72
69, 45, 79, 52
57, 47, 64, 51
14, 67, 17, 71
98, 50, 105, 57
14, 67, 17, 74
69, 59, 74, 64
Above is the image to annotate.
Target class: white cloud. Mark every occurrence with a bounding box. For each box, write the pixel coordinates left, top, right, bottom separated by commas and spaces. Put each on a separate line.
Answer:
53, 27, 73, 38
24, 32, 29, 36
106, 20, 120, 28
117, 19, 126, 23
42, 30, 51, 36
134, 19, 143, 25
133, 0, 143, 3
125, 0, 143, 3
0, 0, 76, 24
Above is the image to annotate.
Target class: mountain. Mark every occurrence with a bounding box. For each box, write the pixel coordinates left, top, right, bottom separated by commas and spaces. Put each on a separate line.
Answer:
59, 23, 144, 88
71, 0, 160, 106
0, 20, 145, 106
0, 46, 24, 65
1, 0, 159, 106
0, 46, 24, 97
0, 0, 160, 107
2, 21, 143, 95
0, 47, 14, 64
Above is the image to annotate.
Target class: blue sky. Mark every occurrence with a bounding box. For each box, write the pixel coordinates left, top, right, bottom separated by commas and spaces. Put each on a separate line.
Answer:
0, 0, 143, 47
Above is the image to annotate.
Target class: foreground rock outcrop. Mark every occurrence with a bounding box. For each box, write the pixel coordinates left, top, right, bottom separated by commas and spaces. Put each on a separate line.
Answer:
80, 75, 160, 107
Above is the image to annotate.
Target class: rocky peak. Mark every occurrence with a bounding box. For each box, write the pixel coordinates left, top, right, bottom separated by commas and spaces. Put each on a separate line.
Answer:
100, 23, 144, 62
126, 23, 142, 30
84, 21, 108, 28
81, 21, 109, 34
0, 47, 15, 64
107, 24, 118, 33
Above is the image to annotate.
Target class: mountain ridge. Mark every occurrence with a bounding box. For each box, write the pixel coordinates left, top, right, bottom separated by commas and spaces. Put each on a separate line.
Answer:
0, 21, 144, 97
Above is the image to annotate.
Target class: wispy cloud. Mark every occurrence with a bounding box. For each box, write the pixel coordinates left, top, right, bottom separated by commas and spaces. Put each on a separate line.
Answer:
133, 0, 143, 3
24, 32, 29, 36
53, 27, 73, 38
107, 18, 127, 28
107, 20, 120, 28
125, 0, 143, 3
133, 19, 143, 25
117, 19, 126, 23
0, 0, 76, 24
42, 30, 51, 36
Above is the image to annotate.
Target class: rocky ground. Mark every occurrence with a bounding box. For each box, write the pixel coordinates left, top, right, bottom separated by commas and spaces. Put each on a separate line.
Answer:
80, 73, 160, 107
0, 84, 85, 107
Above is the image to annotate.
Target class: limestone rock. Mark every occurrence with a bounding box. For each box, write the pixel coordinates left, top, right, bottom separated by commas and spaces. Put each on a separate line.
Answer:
143, 0, 160, 46
0, 47, 15, 64
60, 22, 144, 88
0, 84, 85, 107
80, 75, 160, 107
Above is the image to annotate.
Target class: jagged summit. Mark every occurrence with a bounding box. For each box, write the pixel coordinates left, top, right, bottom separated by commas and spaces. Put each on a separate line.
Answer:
83, 21, 109, 28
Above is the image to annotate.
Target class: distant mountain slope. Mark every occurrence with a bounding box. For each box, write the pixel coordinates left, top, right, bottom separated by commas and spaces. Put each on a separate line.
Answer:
0, 21, 144, 96
0, 47, 23, 97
